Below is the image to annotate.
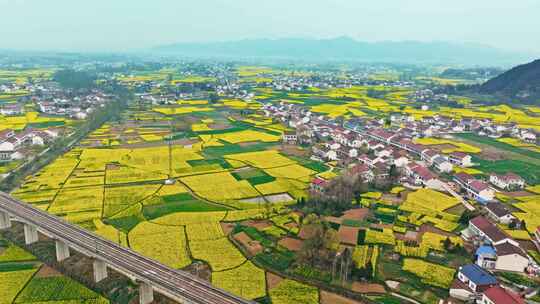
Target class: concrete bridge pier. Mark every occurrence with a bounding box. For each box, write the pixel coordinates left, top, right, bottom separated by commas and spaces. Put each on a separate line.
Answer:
23, 223, 38, 245
0, 211, 10, 229
93, 259, 108, 283
139, 282, 154, 304
55, 240, 70, 261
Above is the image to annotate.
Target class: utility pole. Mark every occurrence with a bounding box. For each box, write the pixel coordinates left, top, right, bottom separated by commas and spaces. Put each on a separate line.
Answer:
165, 121, 175, 185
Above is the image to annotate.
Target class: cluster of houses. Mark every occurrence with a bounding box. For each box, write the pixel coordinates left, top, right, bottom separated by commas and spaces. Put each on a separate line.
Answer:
264, 102, 530, 203
36, 92, 110, 120
0, 128, 60, 162
263, 101, 540, 302
449, 213, 540, 303
451, 264, 527, 303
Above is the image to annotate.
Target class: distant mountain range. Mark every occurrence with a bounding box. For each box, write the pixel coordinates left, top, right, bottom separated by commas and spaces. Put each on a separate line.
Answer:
480, 59, 540, 104
153, 37, 532, 65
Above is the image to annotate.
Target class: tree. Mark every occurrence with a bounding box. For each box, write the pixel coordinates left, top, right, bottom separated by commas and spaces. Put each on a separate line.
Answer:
209, 93, 220, 104
364, 262, 373, 280
443, 237, 453, 251
53, 69, 97, 90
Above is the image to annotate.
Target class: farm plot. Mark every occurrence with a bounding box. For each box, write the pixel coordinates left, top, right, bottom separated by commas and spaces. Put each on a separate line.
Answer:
269, 279, 319, 304
213, 129, 280, 144
402, 258, 456, 288
15, 276, 108, 303
180, 172, 259, 203
212, 261, 266, 300
413, 138, 481, 153
0, 269, 39, 303
129, 221, 191, 269
189, 237, 246, 271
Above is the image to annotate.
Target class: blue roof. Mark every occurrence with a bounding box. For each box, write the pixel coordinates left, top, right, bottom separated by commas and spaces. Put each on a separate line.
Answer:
476, 245, 496, 256
460, 264, 497, 285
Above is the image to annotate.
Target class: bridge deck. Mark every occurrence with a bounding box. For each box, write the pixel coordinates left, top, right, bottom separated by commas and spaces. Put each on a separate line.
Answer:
0, 192, 254, 304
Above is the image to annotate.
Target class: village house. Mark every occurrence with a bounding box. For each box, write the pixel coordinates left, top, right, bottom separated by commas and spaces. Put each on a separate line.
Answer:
282, 130, 298, 144
349, 163, 374, 182
519, 130, 536, 143
0, 103, 24, 116
489, 173, 525, 191
484, 202, 515, 224
468, 216, 513, 246
454, 173, 495, 203
420, 148, 440, 164
310, 177, 329, 193
448, 151, 473, 167
475, 242, 529, 273
480, 286, 525, 304
450, 264, 498, 301
432, 155, 453, 173
492, 242, 529, 273
405, 163, 438, 187
476, 245, 498, 269
392, 150, 409, 168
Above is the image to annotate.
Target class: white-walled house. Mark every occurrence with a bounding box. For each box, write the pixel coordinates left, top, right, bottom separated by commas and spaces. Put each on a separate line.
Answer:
468, 216, 513, 246
489, 173, 525, 191
493, 242, 529, 273
485, 202, 515, 224
433, 156, 453, 173
448, 152, 472, 167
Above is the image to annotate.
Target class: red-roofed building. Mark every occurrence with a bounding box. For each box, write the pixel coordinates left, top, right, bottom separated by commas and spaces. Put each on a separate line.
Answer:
469, 216, 514, 246
448, 151, 472, 167
481, 286, 524, 304
310, 178, 329, 193
454, 174, 495, 203
405, 163, 437, 187
489, 172, 525, 191
349, 163, 374, 182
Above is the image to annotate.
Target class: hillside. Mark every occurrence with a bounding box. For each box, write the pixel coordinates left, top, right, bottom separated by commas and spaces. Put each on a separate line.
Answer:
154, 37, 530, 65
480, 59, 540, 104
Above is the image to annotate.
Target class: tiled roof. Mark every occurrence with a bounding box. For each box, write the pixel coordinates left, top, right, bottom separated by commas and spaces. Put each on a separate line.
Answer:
485, 202, 511, 218
483, 286, 524, 304
459, 264, 497, 286
470, 216, 509, 243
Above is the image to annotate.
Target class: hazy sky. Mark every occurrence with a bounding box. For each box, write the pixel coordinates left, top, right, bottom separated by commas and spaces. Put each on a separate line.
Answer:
1, 0, 539, 54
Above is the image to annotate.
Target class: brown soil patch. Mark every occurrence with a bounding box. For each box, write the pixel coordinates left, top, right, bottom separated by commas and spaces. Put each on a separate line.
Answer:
183, 261, 211, 281
208, 123, 230, 130
418, 224, 454, 237
284, 221, 299, 230
325, 216, 343, 225
342, 208, 369, 221
299, 227, 316, 240
478, 147, 507, 161
381, 194, 403, 205
220, 222, 235, 235
266, 272, 284, 289
279, 145, 309, 157
338, 226, 360, 245
351, 282, 386, 294
242, 220, 272, 230
278, 237, 304, 252
105, 163, 120, 170
370, 223, 393, 230
238, 141, 260, 147
233, 232, 263, 256
430, 143, 458, 151
503, 190, 534, 197
35, 265, 62, 278
320, 291, 364, 304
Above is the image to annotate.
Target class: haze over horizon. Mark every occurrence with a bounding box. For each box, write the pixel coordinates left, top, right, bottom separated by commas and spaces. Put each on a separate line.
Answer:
0, 0, 539, 55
